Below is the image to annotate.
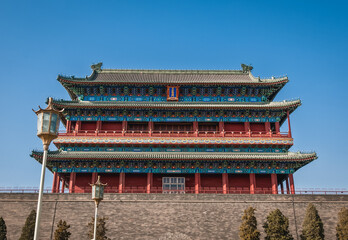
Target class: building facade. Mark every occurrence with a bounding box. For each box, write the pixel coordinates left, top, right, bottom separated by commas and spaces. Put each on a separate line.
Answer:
31, 63, 317, 194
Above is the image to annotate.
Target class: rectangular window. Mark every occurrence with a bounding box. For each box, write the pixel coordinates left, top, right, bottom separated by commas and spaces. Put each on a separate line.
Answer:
162, 177, 185, 194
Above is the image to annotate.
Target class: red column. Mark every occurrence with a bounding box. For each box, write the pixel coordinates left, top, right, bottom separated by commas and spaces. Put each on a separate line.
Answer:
287, 110, 292, 138
195, 173, 200, 194
271, 173, 278, 194
61, 179, 65, 193
147, 172, 153, 194
286, 177, 290, 194
289, 173, 295, 194
244, 122, 250, 133
69, 172, 76, 193
66, 120, 71, 133
193, 121, 199, 136
249, 173, 255, 194
52, 172, 58, 193
56, 175, 61, 193
122, 120, 127, 136
265, 122, 271, 136
222, 173, 228, 194
219, 121, 224, 137
280, 181, 284, 194
148, 121, 153, 137
91, 172, 97, 184
119, 172, 125, 193
275, 122, 280, 134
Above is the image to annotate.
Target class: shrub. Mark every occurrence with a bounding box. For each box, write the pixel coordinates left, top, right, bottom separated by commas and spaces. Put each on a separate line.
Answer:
263, 209, 293, 240
19, 210, 36, 240
54, 220, 71, 240
87, 216, 110, 240
336, 207, 348, 240
239, 207, 260, 240
300, 203, 324, 240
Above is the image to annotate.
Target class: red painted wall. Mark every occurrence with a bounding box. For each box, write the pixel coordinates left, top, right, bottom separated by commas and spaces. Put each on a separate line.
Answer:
228, 174, 249, 188
250, 123, 266, 132
200, 174, 222, 187
256, 174, 271, 188
99, 173, 119, 192
225, 123, 244, 131
100, 122, 122, 131
80, 121, 97, 131
125, 173, 147, 187
75, 173, 92, 193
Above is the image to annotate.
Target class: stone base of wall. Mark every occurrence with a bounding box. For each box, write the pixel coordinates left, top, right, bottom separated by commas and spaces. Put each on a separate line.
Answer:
0, 193, 347, 239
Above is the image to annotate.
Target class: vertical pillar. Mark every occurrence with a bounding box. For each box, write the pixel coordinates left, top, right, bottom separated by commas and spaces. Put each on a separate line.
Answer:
56, 175, 61, 193
287, 110, 292, 138
289, 173, 295, 194
265, 122, 271, 136
75, 120, 81, 132
219, 121, 224, 137
147, 172, 153, 194
280, 181, 284, 194
61, 179, 65, 193
52, 172, 58, 193
69, 172, 76, 193
244, 122, 250, 133
66, 120, 71, 133
195, 172, 200, 194
249, 173, 256, 194
193, 121, 199, 136
92, 172, 97, 184
286, 177, 290, 194
271, 173, 278, 194
275, 122, 280, 134
148, 121, 153, 137
222, 173, 228, 194
119, 172, 125, 193
122, 120, 127, 136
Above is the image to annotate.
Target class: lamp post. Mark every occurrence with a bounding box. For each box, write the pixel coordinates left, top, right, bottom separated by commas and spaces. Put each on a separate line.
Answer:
33, 97, 63, 240
91, 176, 106, 240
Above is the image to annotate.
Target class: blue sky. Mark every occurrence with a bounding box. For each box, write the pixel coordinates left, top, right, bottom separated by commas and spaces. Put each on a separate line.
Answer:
0, 0, 347, 189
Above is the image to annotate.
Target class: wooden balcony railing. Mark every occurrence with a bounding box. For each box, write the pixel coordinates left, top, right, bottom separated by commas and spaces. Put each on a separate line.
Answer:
58, 130, 290, 138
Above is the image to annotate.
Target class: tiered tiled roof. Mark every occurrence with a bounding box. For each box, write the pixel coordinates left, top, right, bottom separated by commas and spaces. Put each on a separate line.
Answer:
52, 99, 301, 110
31, 150, 317, 162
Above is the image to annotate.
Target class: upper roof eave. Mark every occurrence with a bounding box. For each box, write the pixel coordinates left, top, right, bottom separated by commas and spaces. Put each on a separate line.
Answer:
57, 69, 289, 86
51, 99, 301, 111
31, 150, 317, 162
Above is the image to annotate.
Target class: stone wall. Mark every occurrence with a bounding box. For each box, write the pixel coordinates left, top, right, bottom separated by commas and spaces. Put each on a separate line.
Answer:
0, 193, 347, 239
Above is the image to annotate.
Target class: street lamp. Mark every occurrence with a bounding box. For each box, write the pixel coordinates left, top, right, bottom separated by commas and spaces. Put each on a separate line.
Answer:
91, 176, 107, 240
33, 97, 63, 240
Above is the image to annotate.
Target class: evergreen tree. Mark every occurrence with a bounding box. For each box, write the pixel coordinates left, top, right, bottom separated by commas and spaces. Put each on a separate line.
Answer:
239, 207, 260, 240
87, 217, 110, 240
0, 217, 7, 240
336, 207, 348, 240
19, 209, 36, 240
263, 209, 293, 240
300, 203, 324, 240
54, 220, 71, 240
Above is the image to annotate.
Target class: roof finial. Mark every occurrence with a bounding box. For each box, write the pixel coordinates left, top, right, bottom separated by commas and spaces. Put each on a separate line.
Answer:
241, 64, 253, 73
91, 62, 103, 72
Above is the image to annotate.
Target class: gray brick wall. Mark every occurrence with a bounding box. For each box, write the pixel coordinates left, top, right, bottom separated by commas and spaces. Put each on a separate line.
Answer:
0, 193, 347, 239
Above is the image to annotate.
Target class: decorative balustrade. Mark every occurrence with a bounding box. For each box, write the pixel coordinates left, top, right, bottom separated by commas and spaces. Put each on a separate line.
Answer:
58, 130, 290, 138
2, 187, 346, 195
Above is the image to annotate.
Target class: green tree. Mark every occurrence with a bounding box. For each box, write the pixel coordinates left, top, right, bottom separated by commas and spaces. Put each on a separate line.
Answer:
19, 210, 36, 240
0, 217, 7, 240
263, 209, 293, 240
87, 217, 110, 240
54, 220, 71, 240
336, 207, 348, 240
239, 207, 260, 240
300, 203, 324, 240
